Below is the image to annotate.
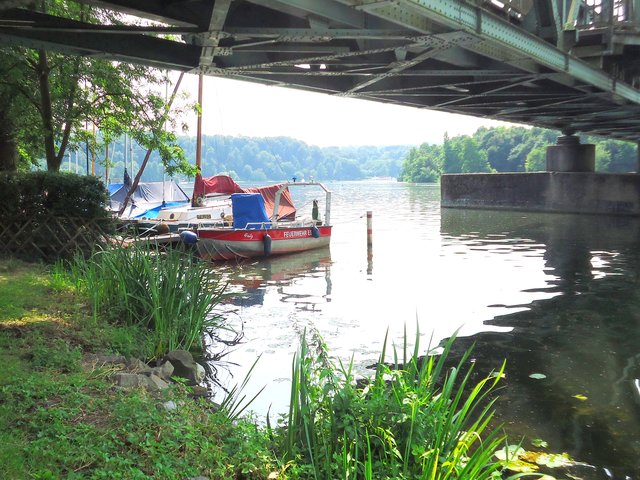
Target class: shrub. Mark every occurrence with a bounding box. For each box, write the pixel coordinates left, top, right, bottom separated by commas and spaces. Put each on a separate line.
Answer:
0, 171, 113, 261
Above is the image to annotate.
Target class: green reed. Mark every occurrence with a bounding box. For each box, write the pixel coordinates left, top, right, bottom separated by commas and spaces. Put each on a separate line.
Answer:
60, 243, 228, 357
278, 328, 517, 479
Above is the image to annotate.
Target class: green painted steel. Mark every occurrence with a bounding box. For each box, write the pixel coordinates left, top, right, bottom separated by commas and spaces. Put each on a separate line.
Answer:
398, 0, 640, 103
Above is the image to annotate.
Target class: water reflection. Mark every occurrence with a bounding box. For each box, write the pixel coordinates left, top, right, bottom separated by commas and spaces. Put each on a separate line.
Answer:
228, 246, 331, 294
441, 209, 640, 479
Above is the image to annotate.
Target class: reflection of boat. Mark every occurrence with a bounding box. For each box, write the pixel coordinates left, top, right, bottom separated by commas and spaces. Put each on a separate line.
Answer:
195, 182, 332, 261
248, 246, 332, 283
226, 247, 332, 307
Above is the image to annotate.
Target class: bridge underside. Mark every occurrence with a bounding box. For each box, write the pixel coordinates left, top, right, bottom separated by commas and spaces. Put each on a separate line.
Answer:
2, 0, 640, 142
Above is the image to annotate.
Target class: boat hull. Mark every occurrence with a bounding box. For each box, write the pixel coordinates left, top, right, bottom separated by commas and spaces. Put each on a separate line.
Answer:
196, 226, 332, 261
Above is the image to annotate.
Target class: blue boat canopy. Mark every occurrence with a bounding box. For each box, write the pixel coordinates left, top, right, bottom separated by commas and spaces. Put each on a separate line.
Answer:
231, 193, 271, 229
108, 180, 190, 218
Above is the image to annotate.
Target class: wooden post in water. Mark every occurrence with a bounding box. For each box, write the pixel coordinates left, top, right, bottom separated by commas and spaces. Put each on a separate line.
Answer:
367, 211, 373, 275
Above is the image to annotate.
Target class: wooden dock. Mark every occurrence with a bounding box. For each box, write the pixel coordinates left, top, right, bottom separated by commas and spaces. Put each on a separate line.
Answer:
121, 233, 184, 248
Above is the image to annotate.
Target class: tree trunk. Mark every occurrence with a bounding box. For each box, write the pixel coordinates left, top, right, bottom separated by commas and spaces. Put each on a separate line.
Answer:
37, 49, 58, 171
0, 109, 17, 172
0, 134, 17, 172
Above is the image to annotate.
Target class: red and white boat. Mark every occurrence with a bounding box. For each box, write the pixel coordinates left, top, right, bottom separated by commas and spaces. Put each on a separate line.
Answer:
194, 181, 332, 261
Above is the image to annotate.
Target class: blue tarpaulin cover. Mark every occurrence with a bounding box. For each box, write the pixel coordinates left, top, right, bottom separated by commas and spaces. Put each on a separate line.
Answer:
108, 183, 124, 196
108, 180, 190, 218
231, 193, 271, 229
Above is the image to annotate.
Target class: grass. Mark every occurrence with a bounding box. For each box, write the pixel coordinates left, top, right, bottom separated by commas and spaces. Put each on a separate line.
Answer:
276, 328, 515, 480
56, 243, 229, 358
0, 257, 529, 479
0, 257, 276, 479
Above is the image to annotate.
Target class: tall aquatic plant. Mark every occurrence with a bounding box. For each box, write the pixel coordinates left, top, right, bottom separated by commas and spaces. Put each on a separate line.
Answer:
63, 243, 228, 356
279, 328, 511, 479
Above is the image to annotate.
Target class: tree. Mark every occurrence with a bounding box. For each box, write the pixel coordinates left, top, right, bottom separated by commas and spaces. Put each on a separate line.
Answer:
459, 137, 492, 173
0, 49, 41, 171
476, 126, 529, 171
525, 146, 546, 171
399, 143, 442, 182
0, 1, 194, 177
442, 132, 463, 173
595, 143, 612, 172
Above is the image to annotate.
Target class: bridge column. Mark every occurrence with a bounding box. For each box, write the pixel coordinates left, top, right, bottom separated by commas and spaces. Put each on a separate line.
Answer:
546, 134, 595, 172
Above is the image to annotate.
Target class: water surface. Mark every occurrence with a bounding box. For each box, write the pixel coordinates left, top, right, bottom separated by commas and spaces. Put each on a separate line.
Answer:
206, 180, 640, 478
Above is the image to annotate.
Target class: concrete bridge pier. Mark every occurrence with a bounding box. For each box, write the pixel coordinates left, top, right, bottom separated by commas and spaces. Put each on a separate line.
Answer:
441, 133, 640, 216
546, 134, 595, 173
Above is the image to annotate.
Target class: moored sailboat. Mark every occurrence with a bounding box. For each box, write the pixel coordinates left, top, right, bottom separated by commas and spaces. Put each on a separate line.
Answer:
194, 181, 332, 261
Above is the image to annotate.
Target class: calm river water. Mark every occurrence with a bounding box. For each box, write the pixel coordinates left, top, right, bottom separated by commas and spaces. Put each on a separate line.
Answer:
205, 180, 640, 478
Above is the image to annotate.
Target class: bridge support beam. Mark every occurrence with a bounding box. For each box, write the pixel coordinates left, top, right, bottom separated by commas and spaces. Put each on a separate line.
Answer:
546, 135, 595, 173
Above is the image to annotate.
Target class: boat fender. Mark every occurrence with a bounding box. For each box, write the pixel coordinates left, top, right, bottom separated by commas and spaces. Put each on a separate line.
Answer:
155, 222, 170, 235
263, 233, 272, 256
311, 225, 320, 238
180, 230, 198, 245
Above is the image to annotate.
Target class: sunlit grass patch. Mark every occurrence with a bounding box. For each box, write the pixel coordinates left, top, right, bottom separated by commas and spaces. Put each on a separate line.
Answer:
0, 259, 64, 323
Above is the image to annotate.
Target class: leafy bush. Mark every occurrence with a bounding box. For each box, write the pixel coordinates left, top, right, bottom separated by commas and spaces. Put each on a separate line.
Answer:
0, 171, 113, 261
0, 171, 110, 221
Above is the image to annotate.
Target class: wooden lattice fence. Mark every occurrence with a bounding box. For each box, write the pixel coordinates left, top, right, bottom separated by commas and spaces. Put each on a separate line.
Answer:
0, 215, 115, 262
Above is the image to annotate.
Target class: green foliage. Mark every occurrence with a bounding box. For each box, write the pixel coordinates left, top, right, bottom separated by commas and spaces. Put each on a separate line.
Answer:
401, 126, 638, 182
595, 143, 612, 172
442, 132, 462, 174
30, 336, 82, 372
0, 171, 110, 221
588, 137, 636, 172
0, 361, 276, 479
85, 135, 411, 183
399, 144, 442, 182
524, 147, 546, 172
1, 259, 530, 480
61, 244, 229, 357
459, 136, 492, 173
277, 329, 509, 479
0, 1, 193, 174
0, 171, 113, 261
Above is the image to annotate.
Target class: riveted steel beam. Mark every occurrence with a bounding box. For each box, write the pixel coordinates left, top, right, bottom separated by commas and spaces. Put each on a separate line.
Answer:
223, 27, 417, 41
213, 30, 467, 73
198, 0, 233, 68
390, 0, 640, 104
344, 30, 475, 94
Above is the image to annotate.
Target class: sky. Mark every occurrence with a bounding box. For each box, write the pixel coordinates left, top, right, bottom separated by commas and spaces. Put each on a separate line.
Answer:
179, 73, 512, 148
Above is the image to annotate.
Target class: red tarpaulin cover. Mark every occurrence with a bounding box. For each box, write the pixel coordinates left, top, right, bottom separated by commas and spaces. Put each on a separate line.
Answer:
193, 175, 296, 220
193, 174, 244, 198
246, 184, 296, 221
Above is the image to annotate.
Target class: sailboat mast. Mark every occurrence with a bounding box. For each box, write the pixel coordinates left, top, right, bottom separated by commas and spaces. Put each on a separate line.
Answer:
192, 71, 204, 207
196, 72, 203, 175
